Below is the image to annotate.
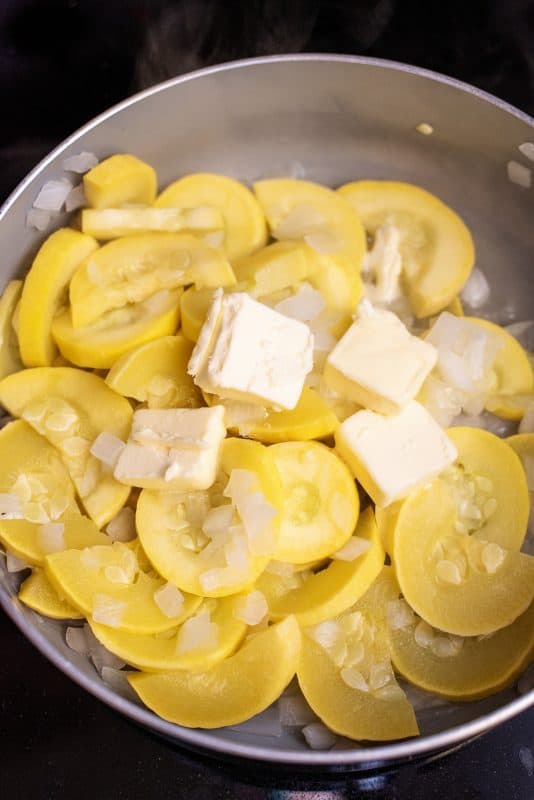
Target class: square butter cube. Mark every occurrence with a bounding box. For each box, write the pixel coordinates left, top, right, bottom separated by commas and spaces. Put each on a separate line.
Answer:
114, 406, 226, 491
324, 308, 437, 413
335, 401, 457, 506
188, 290, 314, 410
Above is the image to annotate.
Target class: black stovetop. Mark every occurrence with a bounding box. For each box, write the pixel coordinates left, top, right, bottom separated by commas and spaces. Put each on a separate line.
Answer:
1, 2, 533, 798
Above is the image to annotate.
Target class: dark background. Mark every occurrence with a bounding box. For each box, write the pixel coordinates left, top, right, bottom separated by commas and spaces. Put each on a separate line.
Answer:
1, 1, 533, 798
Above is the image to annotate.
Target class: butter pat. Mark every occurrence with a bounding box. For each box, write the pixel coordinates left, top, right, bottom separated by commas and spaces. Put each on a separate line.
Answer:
324, 308, 437, 413
335, 400, 457, 506
188, 290, 314, 410
114, 406, 226, 490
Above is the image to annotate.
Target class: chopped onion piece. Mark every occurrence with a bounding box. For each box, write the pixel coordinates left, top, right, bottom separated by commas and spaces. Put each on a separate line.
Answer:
62, 151, 99, 173
83, 622, 126, 671
106, 507, 136, 542
340, 666, 369, 692
153, 582, 184, 618
386, 599, 415, 631
175, 609, 218, 653
235, 492, 277, 556
202, 504, 234, 538
66, 626, 89, 655
92, 594, 127, 628
100, 666, 138, 700
333, 535, 371, 562
302, 722, 337, 750
224, 527, 250, 571
0, 493, 23, 519
33, 178, 72, 211
233, 590, 268, 625
229, 705, 284, 737
90, 432, 125, 468
278, 693, 317, 726
184, 492, 211, 527
199, 565, 244, 593
37, 522, 65, 554
203, 230, 225, 248
460, 268, 490, 308
26, 208, 52, 231
223, 469, 257, 502
507, 160, 531, 188
6, 552, 29, 572
65, 184, 87, 212
274, 283, 325, 322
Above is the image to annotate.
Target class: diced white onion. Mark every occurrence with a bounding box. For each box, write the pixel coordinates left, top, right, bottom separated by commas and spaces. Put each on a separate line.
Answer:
223, 469, 256, 502
340, 666, 369, 692
6, 552, 29, 572
100, 666, 137, 700
235, 492, 277, 556
278, 693, 317, 726
302, 722, 337, 750
224, 528, 250, 571
184, 492, 211, 527
333, 536, 371, 562
62, 151, 99, 173
65, 184, 87, 212
0, 493, 23, 519
228, 705, 283, 737
66, 626, 89, 655
106, 507, 136, 542
507, 160, 532, 188
233, 590, 268, 626
82, 622, 126, 670
175, 609, 218, 653
460, 268, 490, 308
37, 522, 65, 554
33, 178, 73, 211
386, 598, 415, 630
274, 283, 325, 322
90, 432, 125, 468
202, 504, 234, 537
26, 208, 52, 231
153, 582, 184, 618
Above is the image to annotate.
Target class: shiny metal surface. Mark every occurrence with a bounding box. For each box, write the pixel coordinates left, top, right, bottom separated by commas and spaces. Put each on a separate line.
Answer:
0, 54, 533, 769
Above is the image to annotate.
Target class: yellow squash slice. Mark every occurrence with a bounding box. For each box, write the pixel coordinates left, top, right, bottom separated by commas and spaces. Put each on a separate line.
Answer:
389, 603, 534, 701
338, 181, 474, 318
155, 173, 268, 261
89, 595, 247, 672
0, 510, 108, 567
0, 368, 132, 527
253, 178, 366, 266
393, 478, 534, 636
69, 233, 235, 328
105, 334, 201, 409
467, 317, 534, 420
18, 569, 82, 619
263, 507, 384, 626
445, 427, 530, 551
83, 154, 157, 209
180, 286, 217, 342
81, 206, 223, 240
136, 438, 283, 597
0, 280, 23, 378
45, 541, 200, 634
52, 287, 182, 369
18, 228, 98, 366
270, 441, 359, 564
128, 615, 301, 728
298, 576, 418, 741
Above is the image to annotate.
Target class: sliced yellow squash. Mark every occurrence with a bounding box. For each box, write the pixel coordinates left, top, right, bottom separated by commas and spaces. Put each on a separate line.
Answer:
389, 603, 534, 701
45, 541, 199, 634
81, 206, 223, 240
105, 334, 201, 408
393, 478, 534, 636
155, 173, 268, 261
467, 317, 534, 420
18, 228, 98, 366
89, 594, 247, 672
265, 507, 384, 626
136, 438, 283, 597
338, 181, 474, 318
128, 615, 301, 728
18, 569, 82, 619
270, 441, 359, 563
0, 368, 132, 527
52, 288, 182, 369
83, 154, 157, 209
0, 280, 23, 378
253, 178, 366, 266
